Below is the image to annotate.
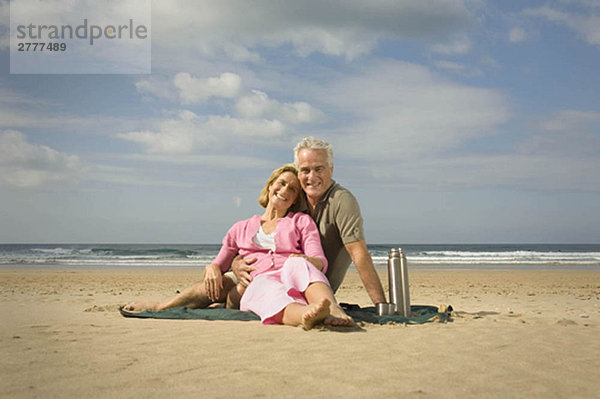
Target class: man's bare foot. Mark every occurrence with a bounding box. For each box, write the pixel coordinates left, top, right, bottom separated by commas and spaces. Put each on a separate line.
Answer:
301, 299, 331, 330
324, 304, 354, 326
121, 301, 162, 312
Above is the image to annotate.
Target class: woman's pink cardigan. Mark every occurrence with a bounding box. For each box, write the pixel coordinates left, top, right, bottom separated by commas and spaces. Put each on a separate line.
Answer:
212, 212, 328, 277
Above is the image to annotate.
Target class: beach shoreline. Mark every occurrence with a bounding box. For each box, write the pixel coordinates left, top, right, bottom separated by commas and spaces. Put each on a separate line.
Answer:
1, 268, 599, 398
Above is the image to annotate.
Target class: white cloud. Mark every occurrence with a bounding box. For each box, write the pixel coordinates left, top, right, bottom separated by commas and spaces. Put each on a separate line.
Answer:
434, 60, 467, 72
117, 110, 202, 154
285, 27, 378, 60
524, 5, 600, 46
538, 109, 600, 132
317, 62, 599, 192
117, 129, 194, 154
85, 163, 199, 188
0, 106, 152, 137
558, 0, 600, 9
0, 88, 153, 134
335, 105, 600, 192
431, 36, 471, 55
235, 90, 325, 124
386, 153, 600, 192
433, 60, 483, 77
107, 153, 274, 170
117, 110, 286, 154
519, 130, 600, 159
151, 0, 474, 61
137, 72, 325, 125
509, 27, 527, 43
124, 72, 325, 155
222, 43, 262, 63
174, 72, 242, 105
0, 87, 52, 106
322, 60, 510, 160
205, 115, 285, 137
479, 56, 501, 70
0, 130, 82, 188
518, 110, 600, 158
136, 72, 251, 105
135, 76, 178, 102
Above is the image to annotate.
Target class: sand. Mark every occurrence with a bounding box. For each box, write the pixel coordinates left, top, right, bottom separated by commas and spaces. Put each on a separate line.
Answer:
1, 268, 599, 398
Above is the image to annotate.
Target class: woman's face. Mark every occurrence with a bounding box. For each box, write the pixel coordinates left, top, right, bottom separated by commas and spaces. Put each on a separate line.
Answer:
268, 171, 301, 211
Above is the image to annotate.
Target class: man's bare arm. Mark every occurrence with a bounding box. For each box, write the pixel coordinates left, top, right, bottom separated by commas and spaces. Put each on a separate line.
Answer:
345, 240, 386, 304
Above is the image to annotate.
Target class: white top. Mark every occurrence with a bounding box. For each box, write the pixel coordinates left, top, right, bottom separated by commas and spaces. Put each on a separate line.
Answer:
253, 225, 276, 251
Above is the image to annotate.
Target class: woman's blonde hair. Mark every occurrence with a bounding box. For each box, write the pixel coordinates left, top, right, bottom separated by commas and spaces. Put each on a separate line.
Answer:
258, 164, 305, 211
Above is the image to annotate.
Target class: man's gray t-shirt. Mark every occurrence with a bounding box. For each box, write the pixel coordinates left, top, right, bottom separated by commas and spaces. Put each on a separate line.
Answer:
305, 180, 365, 292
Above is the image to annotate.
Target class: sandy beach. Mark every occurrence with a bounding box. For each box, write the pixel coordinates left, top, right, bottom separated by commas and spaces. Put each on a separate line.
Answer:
1, 268, 599, 398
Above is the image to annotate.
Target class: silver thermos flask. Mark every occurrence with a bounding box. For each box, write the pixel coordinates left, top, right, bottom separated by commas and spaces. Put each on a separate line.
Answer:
388, 248, 411, 317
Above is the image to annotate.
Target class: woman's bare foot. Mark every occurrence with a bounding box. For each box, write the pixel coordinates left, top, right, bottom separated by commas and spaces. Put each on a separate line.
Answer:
121, 301, 162, 312
324, 304, 354, 326
301, 299, 331, 330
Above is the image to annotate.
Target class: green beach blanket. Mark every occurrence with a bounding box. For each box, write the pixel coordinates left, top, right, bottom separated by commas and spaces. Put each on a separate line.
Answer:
119, 303, 451, 325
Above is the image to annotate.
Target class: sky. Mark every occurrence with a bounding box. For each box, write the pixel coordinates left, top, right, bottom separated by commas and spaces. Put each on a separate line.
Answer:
1, 0, 599, 244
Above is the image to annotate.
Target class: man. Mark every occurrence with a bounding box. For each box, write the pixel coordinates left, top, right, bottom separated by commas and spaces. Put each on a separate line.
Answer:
234, 137, 386, 305
123, 137, 385, 314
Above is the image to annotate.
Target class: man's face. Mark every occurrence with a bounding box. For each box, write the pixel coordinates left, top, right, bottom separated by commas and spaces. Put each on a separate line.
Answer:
297, 148, 333, 202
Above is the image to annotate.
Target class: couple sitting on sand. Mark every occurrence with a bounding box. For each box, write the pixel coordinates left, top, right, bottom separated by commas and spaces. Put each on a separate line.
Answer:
124, 137, 386, 329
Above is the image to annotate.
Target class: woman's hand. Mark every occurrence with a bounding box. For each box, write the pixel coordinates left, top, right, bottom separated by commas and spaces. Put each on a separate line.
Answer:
288, 254, 324, 271
203, 264, 223, 302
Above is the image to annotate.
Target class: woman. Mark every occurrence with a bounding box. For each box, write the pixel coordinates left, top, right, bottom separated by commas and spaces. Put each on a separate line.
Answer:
205, 164, 350, 329
124, 164, 353, 329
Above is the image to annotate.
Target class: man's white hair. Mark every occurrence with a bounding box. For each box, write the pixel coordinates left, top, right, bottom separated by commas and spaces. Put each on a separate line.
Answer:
293, 136, 334, 168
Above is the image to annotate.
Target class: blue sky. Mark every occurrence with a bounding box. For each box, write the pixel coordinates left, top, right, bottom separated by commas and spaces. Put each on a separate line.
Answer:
1, 0, 599, 244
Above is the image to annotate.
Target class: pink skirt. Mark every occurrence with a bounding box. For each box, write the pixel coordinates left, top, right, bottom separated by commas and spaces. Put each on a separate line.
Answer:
240, 256, 330, 324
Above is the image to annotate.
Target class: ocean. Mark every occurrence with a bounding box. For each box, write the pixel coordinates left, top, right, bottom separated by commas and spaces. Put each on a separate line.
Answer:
1, 243, 599, 270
